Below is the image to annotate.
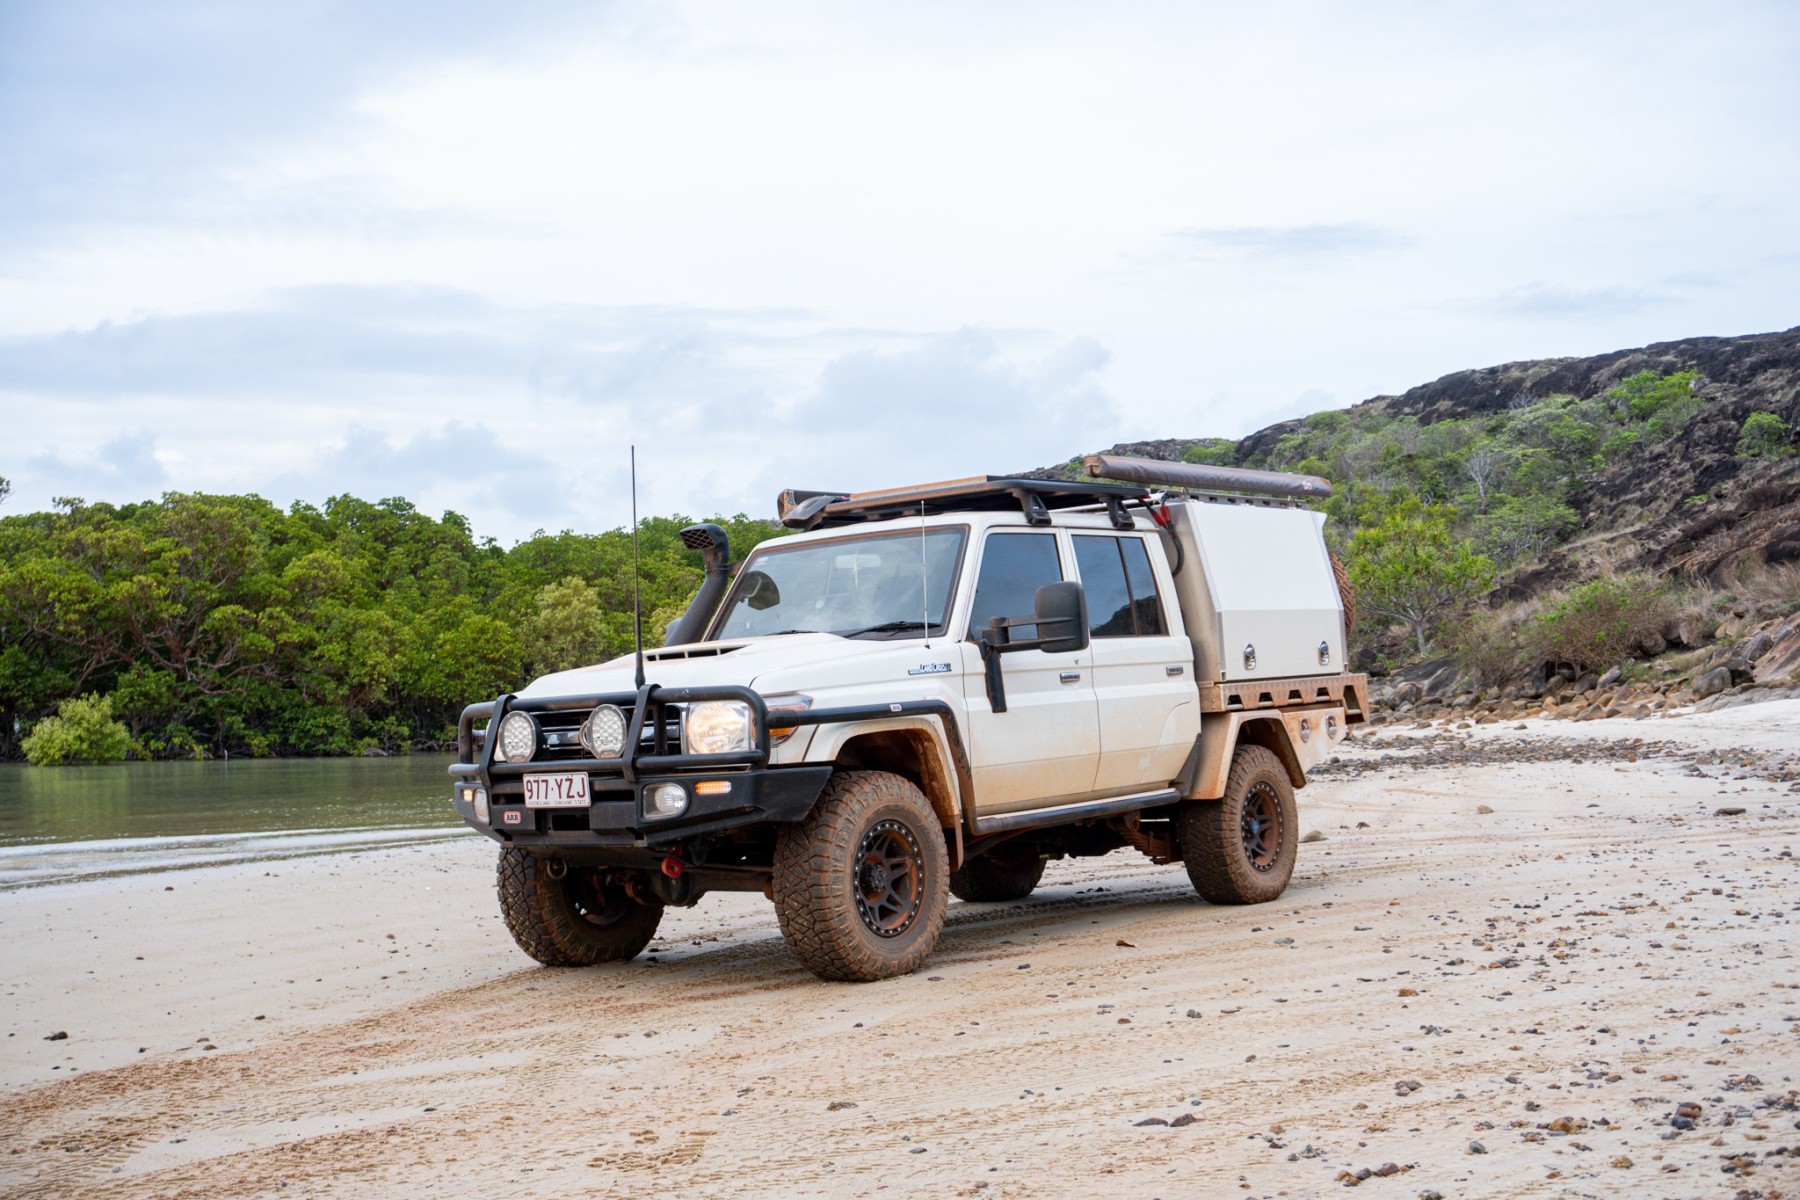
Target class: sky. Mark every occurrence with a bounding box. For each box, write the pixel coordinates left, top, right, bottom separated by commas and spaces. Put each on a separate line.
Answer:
2, 0, 1796, 542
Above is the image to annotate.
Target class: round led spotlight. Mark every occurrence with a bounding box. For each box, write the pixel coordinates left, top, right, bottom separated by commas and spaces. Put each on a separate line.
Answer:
582, 703, 628, 758
497, 711, 537, 763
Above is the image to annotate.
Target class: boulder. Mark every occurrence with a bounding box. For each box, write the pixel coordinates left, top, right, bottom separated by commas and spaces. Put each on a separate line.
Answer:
1573, 673, 1599, 694
1597, 666, 1623, 689
1694, 666, 1734, 699
1663, 616, 1703, 648
1753, 614, 1800, 684
1742, 630, 1775, 662
1634, 630, 1668, 657
1421, 664, 1461, 700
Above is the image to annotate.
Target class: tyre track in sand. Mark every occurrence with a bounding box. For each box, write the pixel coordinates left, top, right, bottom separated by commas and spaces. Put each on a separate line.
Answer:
3, 735, 1798, 1199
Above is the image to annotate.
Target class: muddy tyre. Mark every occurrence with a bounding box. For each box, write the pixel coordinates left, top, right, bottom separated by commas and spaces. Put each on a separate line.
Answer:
772, 770, 949, 982
949, 846, 1046, 903
1177, 744, 1298, 904
497, 848, 663, 966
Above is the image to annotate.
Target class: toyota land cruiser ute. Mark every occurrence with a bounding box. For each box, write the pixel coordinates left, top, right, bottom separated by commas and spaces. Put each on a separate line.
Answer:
449, 454, 1367, 982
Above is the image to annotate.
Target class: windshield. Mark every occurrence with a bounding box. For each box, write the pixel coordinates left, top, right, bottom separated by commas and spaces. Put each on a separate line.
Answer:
711, 527, 967, 640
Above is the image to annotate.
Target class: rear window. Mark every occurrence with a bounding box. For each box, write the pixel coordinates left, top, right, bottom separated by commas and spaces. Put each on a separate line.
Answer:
1073, 535, 1166, 637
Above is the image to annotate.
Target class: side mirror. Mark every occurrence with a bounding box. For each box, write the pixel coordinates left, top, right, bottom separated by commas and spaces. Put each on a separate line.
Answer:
1033, 581, 1089, 655
978, 581, 1089, 714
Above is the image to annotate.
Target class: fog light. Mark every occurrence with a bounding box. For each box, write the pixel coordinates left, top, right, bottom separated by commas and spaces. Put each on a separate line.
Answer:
472, 787, 490, 823
646, 783, 689, 819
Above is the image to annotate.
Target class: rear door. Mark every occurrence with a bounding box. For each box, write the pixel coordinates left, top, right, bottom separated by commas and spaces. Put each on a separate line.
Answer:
1071, 533, 1200, 793
959, 529, 1100, 813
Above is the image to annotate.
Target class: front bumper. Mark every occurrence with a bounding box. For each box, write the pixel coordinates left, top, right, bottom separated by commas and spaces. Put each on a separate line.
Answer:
450, 763, 835, 848
449, 682, 835, 849
448, 683, 966, 852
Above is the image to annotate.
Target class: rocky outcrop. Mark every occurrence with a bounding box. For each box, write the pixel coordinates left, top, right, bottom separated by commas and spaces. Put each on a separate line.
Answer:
1030, 326, 1800, 586
1362, 608, 1800, 728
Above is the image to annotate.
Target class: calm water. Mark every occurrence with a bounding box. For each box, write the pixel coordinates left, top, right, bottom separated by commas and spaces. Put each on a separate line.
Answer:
0, 756, 472, 889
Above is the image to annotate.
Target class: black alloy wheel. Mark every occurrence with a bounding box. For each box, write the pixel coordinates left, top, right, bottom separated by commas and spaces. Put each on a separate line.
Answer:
1239, 780, 1285, 872
852, 818, 926, 938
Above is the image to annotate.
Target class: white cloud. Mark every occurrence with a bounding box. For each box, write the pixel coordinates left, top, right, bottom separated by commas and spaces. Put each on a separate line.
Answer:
3, 0, 1798, 537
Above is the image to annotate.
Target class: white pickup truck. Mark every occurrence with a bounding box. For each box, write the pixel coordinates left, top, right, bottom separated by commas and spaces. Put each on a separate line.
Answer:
450, 455, 1367, 981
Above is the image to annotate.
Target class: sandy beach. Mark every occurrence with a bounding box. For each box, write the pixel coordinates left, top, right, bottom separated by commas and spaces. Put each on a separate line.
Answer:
3, 702, 1798, 1199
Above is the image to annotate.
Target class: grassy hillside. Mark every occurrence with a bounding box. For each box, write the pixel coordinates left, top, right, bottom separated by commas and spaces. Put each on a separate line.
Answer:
1042, 326, 1800, 687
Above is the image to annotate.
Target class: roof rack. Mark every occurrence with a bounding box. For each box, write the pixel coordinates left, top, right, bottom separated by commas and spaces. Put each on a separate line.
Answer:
776, 475, 1153, 532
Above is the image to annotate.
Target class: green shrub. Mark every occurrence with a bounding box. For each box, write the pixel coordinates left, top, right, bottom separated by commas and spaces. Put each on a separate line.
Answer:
1347, 497, 1495, 655
1444, 608, 1527, 687
1608, 369, 1698, 421
1737, 411, 1795, 459
1474, 493, 1579, 563
21, 694, 132, 766
1607, 369, 1703, 441
1525, 576, 1677, 672
1181, 438, 1238, 467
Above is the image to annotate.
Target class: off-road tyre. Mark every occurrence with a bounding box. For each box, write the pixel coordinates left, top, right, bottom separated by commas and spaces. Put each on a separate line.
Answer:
949, 846, 1047, 902
497, 848, 663, 966
772, 770, 949, 982
1177, 744, 1298, 905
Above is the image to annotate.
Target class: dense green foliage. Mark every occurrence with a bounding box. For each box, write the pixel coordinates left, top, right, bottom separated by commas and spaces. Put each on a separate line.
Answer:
1525, 577, 1677, 673
0, 494, 782, 760
1737, 411, 1795, 459
1192, 369, 1712, 653
1345, 497, 1496, 655
20, 693, 131, 765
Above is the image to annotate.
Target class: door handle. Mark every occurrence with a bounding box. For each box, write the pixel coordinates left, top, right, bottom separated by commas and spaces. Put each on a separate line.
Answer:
1059, 671, 1082, 684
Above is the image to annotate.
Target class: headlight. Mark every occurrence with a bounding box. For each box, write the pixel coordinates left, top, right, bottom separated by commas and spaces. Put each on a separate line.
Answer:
496, 711, 537, 763
581, 703, 628, 758
683, 700, 754, 755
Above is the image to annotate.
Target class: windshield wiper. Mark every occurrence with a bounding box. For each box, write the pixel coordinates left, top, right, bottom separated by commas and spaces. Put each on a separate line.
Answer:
842, 620, 932, 637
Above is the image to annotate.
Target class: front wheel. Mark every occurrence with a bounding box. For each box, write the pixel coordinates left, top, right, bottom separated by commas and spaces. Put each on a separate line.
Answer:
497, 849, 664, 966
1177, 744, 1298, 904
773, 770, 949, 982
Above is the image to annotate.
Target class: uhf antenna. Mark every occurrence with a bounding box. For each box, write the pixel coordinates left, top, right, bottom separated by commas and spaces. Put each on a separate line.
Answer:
631, 445, 646, 689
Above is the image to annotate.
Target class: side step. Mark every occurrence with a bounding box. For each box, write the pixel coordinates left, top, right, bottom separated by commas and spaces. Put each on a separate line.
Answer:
971, 788, 1180, 837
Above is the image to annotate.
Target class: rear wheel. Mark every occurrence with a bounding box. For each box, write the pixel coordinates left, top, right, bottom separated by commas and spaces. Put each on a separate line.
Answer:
1177, 744, 1298, 904
773, 770, 949, 982
497, 849, 663, 966
949, 845, 1046, 902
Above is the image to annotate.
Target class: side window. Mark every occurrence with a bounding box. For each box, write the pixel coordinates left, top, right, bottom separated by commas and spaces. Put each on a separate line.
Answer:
1073, 535, 1168, 638
1072, 536, 1135, 637
1120, 537, 1167, 635
966, 533, 1063, 642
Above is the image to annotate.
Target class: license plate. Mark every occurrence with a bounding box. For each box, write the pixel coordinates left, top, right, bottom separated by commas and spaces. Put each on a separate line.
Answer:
523, 773, 591, 808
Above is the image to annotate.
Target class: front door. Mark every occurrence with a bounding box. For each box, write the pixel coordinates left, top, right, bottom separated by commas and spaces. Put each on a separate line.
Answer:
959, 530, 1100, 813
